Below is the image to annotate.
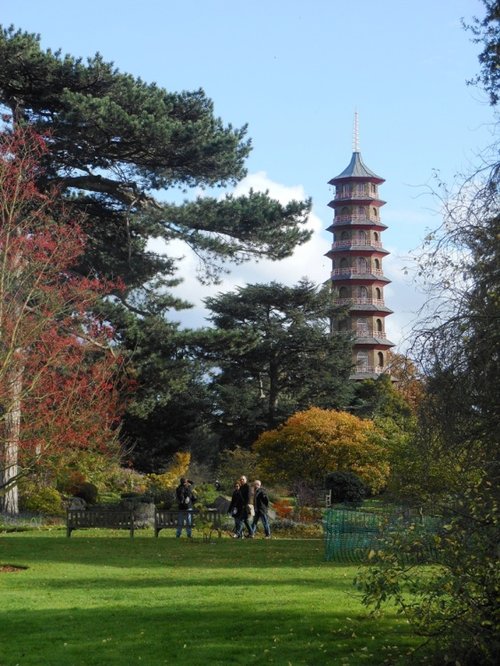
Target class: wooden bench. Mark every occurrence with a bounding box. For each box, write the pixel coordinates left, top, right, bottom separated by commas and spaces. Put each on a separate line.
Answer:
66, 508, 137, 538
154, 508, 223, 538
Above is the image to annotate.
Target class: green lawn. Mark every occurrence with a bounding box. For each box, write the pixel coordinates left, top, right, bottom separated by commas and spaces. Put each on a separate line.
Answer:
0, 529, 420, 665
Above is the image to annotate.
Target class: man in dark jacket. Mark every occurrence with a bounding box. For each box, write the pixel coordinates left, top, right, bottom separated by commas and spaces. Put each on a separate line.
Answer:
236, 475, 254, 538
175, 477, 196, 538
251, 480, 271, 538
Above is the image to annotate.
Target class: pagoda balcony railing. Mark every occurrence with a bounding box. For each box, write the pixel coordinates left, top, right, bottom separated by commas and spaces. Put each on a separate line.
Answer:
335, 188, 377, 200
353, 365, 388, 374
335, 297, 385, 307
331, 267, 384, 277
332, 240, 383, 249
355, 327, 386, 337
334, 214, 370, 222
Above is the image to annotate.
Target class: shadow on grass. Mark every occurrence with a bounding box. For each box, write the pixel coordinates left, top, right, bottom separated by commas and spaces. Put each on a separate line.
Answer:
0, 604, 417, 666
16, 572, 358, 592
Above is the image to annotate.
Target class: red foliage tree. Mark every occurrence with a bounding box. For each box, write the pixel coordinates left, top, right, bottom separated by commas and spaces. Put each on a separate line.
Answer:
0, 126, 126, 513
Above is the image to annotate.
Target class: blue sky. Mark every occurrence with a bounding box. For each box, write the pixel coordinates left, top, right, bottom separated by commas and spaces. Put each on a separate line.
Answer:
2, 0, 495, 348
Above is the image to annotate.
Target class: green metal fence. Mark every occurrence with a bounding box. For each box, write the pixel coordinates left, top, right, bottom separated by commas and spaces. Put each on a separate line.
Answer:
323, 505, 442, 563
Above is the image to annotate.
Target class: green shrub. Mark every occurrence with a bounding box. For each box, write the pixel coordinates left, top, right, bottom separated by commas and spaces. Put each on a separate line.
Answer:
20, 486, 64, 516
325, 471, 366, 505
73, 482, 98, 505
194, 483, 218, 508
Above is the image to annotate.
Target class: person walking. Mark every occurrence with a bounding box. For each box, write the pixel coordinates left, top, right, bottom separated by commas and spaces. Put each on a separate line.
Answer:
236, 475, 254, 538
251, 480, 271, 538
175, 477, 196, 538
227, 480, 244, 537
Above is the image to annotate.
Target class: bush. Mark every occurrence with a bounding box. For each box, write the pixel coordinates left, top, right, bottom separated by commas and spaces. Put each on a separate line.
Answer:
194, 483, 218, 508
20, 486, 64, 516
272, 499, 293, 519
147, 488, 175, 509
325, 471, 366, 505
73, 482, 98, 505
271, 518, 322, 539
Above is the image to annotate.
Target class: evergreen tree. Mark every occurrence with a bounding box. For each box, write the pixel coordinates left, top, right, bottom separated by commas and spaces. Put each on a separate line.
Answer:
0, 26, 311, 292
197, 280, 353, 447
0, 26, 312, 467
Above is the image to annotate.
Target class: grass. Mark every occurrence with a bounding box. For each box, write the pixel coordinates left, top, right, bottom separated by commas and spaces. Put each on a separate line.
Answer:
0, 528, 421, 665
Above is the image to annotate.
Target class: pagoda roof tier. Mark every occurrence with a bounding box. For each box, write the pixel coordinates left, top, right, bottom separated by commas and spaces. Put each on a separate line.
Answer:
329, 151, 385, 184
325, 245, 390, 257
328, 198, 386, 208
326, 220, 388, 232
353, 336, 395, 347
330, 273, 391, 284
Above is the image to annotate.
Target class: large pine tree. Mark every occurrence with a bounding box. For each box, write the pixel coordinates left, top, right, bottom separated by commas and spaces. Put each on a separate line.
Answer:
0, 26, 313, 466
0, 26, 311, 293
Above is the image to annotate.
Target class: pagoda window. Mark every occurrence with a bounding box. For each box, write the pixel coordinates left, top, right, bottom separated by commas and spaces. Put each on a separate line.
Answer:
376, 318, 383, 333
372, 207, 378, 217
370, 183, 377, 194
340, 206, 349, 216
357, 257, 368, 273
374, 258, 380, 270
341, 230, 350, 241
358, 286, 368, 299
340, 257, 348, 269
358, 206, 365, 217
377, 352, 384, 368
357, 230, 367, 243
373, 231, 379, 242
357, 318, 369, 335
356, 351, 369, 369
339, 286, 348, 299
375, 287, 382, 300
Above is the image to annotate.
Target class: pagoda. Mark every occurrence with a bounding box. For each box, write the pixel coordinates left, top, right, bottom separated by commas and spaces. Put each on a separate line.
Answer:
326, 116, 394, 380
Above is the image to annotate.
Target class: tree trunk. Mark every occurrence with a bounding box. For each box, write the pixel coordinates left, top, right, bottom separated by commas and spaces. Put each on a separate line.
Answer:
267, 358, 280, 428
1, 361, 23, 514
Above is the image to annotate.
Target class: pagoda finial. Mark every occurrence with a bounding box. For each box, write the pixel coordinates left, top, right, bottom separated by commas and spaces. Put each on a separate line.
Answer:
352, 110, 360, 152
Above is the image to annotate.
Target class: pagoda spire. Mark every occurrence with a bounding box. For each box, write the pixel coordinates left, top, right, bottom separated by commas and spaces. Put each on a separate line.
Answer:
352, 110, 359, 153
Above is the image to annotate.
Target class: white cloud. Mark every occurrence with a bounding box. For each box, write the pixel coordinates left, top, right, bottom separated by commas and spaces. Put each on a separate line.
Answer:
147, 172, 426, 348
148, 172, 328, 328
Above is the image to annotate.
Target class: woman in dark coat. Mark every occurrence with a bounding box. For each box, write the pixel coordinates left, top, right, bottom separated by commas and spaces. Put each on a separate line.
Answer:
228, 480, 244, 537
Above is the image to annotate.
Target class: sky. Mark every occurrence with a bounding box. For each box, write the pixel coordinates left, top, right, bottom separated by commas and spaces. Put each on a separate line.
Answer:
2, 0, 495, 350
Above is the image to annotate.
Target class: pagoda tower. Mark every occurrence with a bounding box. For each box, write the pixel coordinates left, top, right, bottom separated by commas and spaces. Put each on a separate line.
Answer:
326, 117, 394, 380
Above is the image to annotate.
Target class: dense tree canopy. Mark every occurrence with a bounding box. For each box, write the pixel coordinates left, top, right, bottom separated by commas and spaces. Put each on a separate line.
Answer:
0, 25, 312, 292
0, 25, 314, 469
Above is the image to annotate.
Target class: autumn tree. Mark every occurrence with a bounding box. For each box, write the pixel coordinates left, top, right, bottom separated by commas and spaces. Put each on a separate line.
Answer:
253, 407, 390, 496
0, 127, 123, 513
385, 351, 425, 412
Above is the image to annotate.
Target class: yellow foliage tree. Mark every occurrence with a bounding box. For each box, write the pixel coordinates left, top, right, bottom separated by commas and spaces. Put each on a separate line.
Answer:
253, 408, 389, 494
147, 452, 191, 491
